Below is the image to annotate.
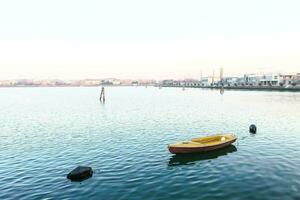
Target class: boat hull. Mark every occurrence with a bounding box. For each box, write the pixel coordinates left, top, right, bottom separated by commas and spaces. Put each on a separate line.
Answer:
168, 138, 236, 154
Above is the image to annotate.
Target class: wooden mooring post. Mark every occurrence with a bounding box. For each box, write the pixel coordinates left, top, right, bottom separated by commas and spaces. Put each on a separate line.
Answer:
100, 87, 105, 103
220, 87, 224, 95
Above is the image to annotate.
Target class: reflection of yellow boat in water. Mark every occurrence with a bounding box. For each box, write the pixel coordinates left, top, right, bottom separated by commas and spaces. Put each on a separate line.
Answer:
168, 134, 237, 154
168, 145, 237, 166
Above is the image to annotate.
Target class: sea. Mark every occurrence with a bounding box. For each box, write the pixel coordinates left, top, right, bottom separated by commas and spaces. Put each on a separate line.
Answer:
1, 86, 300, 200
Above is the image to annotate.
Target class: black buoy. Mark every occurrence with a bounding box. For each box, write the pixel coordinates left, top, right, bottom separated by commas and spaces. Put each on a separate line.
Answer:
67, 166, 93, 181
249, 124, 257, 134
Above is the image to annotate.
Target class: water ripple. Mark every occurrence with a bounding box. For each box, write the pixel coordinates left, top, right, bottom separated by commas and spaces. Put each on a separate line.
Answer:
0, 87, 300, 200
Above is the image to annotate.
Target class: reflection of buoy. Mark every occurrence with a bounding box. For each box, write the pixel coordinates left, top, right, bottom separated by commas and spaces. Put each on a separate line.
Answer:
249, 124, 257, 134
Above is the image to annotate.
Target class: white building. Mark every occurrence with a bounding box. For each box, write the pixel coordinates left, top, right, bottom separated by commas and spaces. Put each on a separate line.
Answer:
112, 79, 121, 85
243, 73, 279, 86
101, 78, 120, 85
232, 72, 298, 87
222, 77, 239, 86
258, 74, 279, 86
278, 73, 297, 86
184, 79, 201, 87
200, 76, 220, 86
0, 80, 13, 86
83, 79, 101, 86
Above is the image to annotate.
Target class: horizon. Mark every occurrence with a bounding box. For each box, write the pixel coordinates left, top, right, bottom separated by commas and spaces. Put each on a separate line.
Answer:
1, 0, 300, 79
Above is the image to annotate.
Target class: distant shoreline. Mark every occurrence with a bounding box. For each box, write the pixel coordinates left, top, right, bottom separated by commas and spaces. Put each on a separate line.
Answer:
1, 85, 300, 92
0, 85, 144, 88
160, 85, 300, 92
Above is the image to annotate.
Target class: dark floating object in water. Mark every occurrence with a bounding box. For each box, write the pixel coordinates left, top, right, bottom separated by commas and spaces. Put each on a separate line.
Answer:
67, 166, 93, 181
249, 124, 257, 134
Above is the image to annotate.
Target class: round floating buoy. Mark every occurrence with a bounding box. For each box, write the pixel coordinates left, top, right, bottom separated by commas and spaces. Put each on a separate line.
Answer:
67, 166, 93, 182
249, 124, 257, 134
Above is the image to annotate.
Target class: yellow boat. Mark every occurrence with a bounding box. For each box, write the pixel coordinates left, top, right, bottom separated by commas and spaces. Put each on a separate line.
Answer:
168, 134, 237, 154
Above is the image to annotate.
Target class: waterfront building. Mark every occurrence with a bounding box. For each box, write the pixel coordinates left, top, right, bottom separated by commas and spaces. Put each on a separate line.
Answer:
135, 79, 156, 86
234, 73, 300, 87
112, 79, 121, 85
200, 76, 221, 86
161, 79, 200, 87
15, 79, 34, 86
99, 78, 122, 85
173, 80, 181, 86
0, 80, 13, 86
235, 77, 246, 86
81, 79, 101, 86
101, 78, 115, 85
162, 80, 175, 86
161, 79, 181, 86
243, 73, 279, 86
258, 73, 279, 86
243, 74, 261, 86
184, 79, 201, 87
120, 79, 133, 85
222, 77, 240, 86
131, 81, 138, 86
278, 73, 298, 86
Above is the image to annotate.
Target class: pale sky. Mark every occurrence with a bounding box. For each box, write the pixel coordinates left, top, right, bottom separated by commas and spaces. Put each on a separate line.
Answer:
0, 0, 300, 79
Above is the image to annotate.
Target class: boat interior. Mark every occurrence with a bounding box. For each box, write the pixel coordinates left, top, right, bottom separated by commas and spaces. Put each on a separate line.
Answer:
190, 135, 234, 146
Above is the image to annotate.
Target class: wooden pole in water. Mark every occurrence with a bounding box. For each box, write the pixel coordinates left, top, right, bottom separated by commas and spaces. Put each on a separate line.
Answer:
100, 87, 105, 103
220, 87, 224, 95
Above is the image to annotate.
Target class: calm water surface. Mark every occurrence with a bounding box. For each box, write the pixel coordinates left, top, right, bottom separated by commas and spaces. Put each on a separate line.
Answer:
1, 87, 300, 200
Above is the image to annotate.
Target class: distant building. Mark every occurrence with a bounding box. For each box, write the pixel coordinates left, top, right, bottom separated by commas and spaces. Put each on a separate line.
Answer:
236, 77, 246, 86
278, 73, 297, 86
112, 79, 121, 85
36, 80, 52, 86
120, 79, 133, 85
16, 79, 34, 86
162, 80, 174, 86
100, 78, 121, 85
243, 73, 279, 86
183, 79, 201, 87
258, 73, 279, 86
200, 76, 220, 86
222, 77, 239, 86
131, 81, 138, 86
161, 79, 200, 87
136, 79, 156, 86
0, 80, 13, 86
244, 74, 261, 86
82, 79, 101, 86
101, 79, 114, 85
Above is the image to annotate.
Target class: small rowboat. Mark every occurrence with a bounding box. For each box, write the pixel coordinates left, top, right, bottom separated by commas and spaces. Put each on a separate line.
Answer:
168, 134, 237, 154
